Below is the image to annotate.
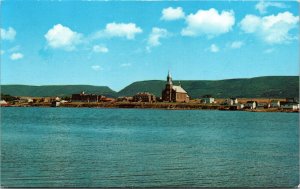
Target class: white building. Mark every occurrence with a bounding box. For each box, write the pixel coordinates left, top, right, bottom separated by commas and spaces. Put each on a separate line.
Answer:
202, 96, 215, 104
281, 103, 299, 111
0, 100, 8, 105
244, 101, 257, 109
257, 102, 270, 109
270, 100, 280, 108
226, 98, 238, 105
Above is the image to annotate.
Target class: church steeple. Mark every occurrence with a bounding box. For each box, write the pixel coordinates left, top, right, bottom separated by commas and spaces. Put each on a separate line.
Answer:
167, 70, 173, 85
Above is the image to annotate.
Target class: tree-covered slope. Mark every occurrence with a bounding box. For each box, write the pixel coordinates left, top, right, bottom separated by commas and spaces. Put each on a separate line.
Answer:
118, 76, 299, 98
1, 85, 117, 97
1, 76, 298, 98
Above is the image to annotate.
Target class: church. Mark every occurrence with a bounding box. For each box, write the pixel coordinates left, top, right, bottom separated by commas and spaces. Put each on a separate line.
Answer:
161, 71, 190, 103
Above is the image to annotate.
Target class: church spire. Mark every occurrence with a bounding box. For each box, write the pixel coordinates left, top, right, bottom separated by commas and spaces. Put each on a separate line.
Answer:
167, 70, 173, 85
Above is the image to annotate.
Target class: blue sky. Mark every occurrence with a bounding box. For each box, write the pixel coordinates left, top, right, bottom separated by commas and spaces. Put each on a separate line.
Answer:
1, 0, 299, 91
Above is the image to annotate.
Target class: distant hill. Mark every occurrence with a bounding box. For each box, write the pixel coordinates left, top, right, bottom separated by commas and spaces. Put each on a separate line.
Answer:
118, 76, 299, 98
1, 85, 117, 97
1, 76, 299, 98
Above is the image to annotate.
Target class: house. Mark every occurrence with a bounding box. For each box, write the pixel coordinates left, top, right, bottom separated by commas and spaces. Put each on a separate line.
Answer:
270, 100, 280, 108
244, 101, 257, 109
51, 101, 60, 107
0, 100, 8, 106
229, 103, 244, 110
116, 96, 133, 102
101, 97, 115, 102
286, 97, 298, 103
281, 103, 299, 111
71, 91, 101, 102
162, 71, 189, 103
133, 92, 156, 103
257, 102, 270, 109
201, 95, 215, 104
225, 98, 238, 105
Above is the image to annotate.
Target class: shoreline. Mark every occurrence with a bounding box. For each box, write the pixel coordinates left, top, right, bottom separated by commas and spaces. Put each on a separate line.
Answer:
3, 102, 299, 113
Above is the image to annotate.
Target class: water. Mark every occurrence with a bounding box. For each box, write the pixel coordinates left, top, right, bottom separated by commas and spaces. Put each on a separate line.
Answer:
1, 107, 299, 187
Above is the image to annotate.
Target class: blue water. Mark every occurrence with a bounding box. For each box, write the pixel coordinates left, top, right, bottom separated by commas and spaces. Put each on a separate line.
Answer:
1, 107, 299, 187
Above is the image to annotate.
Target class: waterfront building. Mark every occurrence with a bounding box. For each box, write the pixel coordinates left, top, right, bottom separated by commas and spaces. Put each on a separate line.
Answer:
286, 97, 298, 103
270, 100, 280, 108
116, 96, 133, 102
0, 100, 8, 106
257, 102, 270, 109
71, 91, 101, 102
281, 103, 299, 111
133, 92, 156, 103
244, 101, 257, 109
161, 71, 190, 103
225, 98, 238, 105
201, 95, 215, 104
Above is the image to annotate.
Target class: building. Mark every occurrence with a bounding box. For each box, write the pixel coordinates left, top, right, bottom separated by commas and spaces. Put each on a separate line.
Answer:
0, 100, 8, 106
281, 103, 299, 111
225, 98, 238, 105
161, 71, 189, 103
257, 102, 270, 109
244, 101, 257, 109
270, 100, 280, 108
116, 96, 133, 102
133, 92, 156, 103
201, 95, 215, 104
71, 91, 101, 102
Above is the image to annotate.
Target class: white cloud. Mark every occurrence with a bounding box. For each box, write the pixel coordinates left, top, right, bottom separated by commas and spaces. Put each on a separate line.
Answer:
230, 41, 244, 49
91, 65, 103, 71
98, 22, 142, 40
161, 7, 185, 21
181, 8, 235, 37
210, 44, 219, 53
147, 27, 169, 48
120, 63, 132, 67
240, 12, 299, 44
255, 0, 287, 14
10, 53, 23, 60
93, 45, 108, 53
1, 50, 4, 55
44, 24, 83, 51
1, 27, 16, 41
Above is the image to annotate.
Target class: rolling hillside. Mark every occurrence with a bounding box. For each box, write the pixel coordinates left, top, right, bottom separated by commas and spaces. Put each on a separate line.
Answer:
1, 85, 117, 97
118, 76, 299, 98
1, 76, 299, 98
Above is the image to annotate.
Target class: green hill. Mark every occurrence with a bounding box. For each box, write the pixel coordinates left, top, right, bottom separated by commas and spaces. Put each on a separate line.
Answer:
118, 76, 299, 98
1, 85, 117, 97
1, 76, 299, 98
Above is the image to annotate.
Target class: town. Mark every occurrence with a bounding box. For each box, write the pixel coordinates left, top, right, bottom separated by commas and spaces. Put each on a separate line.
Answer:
1, 72, 299, 112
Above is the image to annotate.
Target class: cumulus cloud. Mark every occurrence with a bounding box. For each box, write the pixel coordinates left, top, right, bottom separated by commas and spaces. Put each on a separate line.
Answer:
93, 45, 108, 53
1, 27, 16, 41
255, 0, 287, 14
230, 41, 244, 49
210, 44, 219, 53
44, 24, 83, 51
91, 65, 103, 71
10, 53, 23, 60
240, 12, 299, 44
97, 22, 142, 40
161, 7, 185, 21
181, 8, 235, 37
147, 27, 169, 49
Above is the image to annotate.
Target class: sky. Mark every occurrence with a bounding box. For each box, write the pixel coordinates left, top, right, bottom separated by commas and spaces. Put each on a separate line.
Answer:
1, 0, 299, 91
